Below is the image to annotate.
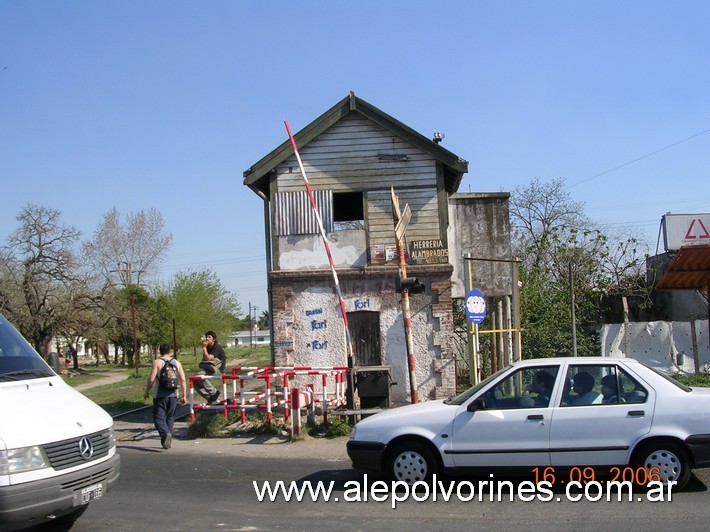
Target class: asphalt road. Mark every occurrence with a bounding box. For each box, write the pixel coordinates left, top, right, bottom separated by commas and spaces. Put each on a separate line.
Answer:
24, 422, 710, 532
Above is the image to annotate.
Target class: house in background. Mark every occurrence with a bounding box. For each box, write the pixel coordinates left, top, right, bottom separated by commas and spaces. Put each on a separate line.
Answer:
244, 92, 511, 404
228, 329, 271, 348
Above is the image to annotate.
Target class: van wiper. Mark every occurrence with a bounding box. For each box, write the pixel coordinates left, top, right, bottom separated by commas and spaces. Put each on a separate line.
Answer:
0, 369, 54, 381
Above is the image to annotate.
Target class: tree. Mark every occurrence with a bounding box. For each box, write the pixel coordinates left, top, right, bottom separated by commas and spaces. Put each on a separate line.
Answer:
0, 205, 82, 355
257, 310, 269, 329
83, 207, 173, 289
159, 269, 241, 354
510, 178, 649, 358
82, 207, 173, 367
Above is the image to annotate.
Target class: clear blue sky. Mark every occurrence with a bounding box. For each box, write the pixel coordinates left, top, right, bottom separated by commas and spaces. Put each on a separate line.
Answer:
2, 1, 708, 316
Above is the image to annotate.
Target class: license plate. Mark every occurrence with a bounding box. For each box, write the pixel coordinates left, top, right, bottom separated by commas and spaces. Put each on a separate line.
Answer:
80, 483, 104, 504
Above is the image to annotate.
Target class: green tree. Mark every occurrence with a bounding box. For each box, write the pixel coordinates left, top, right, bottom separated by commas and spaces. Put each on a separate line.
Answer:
257, 310, 270, 329
160, 270, 241, 354
511, 178, 649, 358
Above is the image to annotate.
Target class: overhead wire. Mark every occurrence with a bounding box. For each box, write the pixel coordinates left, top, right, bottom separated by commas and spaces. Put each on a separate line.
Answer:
567, 128, 710, 189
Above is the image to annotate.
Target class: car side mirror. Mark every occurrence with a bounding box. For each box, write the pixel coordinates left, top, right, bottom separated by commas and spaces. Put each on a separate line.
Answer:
467, 398, 486, 412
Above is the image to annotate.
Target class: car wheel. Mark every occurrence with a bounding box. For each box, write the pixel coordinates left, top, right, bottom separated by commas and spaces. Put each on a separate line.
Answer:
387, 441, 439, 485
633, 442, 691, 491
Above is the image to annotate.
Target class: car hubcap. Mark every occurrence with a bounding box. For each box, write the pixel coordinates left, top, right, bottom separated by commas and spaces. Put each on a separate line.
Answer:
393, 450, 427, 484
644, 450, 681, 484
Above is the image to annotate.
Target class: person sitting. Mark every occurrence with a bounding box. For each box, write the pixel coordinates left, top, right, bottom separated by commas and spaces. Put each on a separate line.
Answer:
600, 374, 622, 404
570, 371, 601, 405
520, 370, 556, 407
625, 384, 648, 404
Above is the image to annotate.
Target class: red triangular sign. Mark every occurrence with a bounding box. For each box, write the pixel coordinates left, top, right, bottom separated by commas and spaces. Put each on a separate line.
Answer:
684, 219, 710, 240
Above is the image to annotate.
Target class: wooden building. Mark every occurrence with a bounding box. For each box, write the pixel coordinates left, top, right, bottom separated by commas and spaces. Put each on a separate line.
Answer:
244, 92, 510, 404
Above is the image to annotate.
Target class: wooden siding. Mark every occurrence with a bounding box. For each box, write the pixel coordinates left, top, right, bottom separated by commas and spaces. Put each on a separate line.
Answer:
368, 188, 441, 244
274, 114, 437, 193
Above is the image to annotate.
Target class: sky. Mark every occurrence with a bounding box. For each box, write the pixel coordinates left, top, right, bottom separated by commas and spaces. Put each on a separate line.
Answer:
2, 0, 708, 317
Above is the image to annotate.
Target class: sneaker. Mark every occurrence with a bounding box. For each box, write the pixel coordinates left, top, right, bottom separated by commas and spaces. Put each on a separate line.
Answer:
208, 391, 220, 403
163, 433, 172, 450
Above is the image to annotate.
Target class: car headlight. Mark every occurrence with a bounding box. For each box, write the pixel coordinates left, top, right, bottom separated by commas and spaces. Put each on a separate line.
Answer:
0, 446, 49, 475
109, 426, 116, 448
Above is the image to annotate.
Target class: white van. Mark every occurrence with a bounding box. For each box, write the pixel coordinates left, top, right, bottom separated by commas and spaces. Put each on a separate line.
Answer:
0, 313, 120, 530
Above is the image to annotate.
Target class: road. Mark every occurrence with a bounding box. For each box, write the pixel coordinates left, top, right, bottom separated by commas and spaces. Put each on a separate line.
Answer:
25, 422, 710, 532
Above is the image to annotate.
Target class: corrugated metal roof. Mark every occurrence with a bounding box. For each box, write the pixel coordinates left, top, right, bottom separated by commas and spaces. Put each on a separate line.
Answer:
656, 245, 710, 291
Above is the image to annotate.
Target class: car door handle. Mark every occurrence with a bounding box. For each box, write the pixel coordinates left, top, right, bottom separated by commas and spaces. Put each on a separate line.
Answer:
628, 410, 645, 417
527, 414, 544, 420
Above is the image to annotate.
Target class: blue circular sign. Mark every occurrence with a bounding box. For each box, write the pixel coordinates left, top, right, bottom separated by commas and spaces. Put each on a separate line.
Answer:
465, 289, 487, 324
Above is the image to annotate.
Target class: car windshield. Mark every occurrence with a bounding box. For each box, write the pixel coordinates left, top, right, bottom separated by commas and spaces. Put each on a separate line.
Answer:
0, 313, 55, 380
444, 366, 510, 405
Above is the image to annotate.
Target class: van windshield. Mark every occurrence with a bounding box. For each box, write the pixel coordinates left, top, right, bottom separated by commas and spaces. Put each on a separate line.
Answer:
0, 314, 55, 380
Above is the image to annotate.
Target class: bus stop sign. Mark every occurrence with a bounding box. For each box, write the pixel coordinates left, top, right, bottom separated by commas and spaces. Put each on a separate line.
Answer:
465, 289, 487, 324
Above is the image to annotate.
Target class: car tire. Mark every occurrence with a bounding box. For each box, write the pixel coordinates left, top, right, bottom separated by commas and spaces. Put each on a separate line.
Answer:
633, 441, 691, 491
387, 440, 439, 485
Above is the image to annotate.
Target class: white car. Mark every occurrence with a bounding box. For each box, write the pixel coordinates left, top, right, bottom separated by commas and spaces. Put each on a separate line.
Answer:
346, 357, 710, 489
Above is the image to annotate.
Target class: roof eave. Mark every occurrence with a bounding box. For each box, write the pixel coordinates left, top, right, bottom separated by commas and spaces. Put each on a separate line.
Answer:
243, 92, 469, 196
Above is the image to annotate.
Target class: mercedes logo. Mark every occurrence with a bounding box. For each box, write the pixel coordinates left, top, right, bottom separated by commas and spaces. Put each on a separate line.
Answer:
78, 436, 94, 460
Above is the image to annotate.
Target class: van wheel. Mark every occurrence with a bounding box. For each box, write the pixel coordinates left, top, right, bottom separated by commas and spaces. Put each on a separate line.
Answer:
387, 441, 438, 485
633, 442, 691, 491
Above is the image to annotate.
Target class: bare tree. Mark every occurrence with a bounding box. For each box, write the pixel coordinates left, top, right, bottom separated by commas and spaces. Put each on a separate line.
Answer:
0, 205, 82, 354
83, 207, 173, 289
82, 207, 172, 367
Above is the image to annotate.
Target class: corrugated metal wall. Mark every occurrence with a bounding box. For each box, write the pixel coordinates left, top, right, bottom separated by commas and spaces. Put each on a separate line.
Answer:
273, 190, 334, 236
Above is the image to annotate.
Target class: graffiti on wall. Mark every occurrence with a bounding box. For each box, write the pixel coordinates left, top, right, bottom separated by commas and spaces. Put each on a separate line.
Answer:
305, 307, 328, 351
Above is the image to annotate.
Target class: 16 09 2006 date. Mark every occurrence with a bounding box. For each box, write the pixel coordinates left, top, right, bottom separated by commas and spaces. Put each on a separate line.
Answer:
532, 466, 662, 486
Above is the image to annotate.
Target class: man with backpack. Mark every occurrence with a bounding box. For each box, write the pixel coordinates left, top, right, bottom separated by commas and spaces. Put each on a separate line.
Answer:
143, 343, 187, 449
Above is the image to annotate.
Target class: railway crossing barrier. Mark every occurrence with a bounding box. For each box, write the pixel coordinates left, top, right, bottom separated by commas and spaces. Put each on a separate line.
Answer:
188, 366, 348, 430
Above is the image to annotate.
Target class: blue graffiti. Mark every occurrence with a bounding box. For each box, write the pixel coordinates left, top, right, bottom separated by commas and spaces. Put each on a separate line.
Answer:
308, 340, 328, 350
353, 298, 370, 310
311, 319, 327, 330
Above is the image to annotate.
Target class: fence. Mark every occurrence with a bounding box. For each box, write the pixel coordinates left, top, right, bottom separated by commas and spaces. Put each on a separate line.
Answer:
188, 366, 348, 428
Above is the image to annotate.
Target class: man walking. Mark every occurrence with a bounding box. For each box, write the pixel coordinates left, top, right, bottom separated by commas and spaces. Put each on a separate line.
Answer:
144, 344, 187, 449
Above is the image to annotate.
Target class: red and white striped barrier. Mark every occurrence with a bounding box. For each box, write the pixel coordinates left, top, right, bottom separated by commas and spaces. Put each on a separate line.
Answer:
188, 366, 348, 429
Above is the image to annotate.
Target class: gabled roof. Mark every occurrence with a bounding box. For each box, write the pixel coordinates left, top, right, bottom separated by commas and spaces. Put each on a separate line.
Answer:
243, 92, 469, 198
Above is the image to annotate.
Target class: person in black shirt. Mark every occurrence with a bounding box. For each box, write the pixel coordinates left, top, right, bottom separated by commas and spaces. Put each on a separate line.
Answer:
194, 330, 226, 403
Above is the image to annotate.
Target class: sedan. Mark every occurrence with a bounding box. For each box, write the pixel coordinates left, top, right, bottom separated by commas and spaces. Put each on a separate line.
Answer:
346, 357, 710, 489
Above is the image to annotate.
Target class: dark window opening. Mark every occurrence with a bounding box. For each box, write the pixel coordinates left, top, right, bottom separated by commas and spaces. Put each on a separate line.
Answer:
333, 192, 364, 230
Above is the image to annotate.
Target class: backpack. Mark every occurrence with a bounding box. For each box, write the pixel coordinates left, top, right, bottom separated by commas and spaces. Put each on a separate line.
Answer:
158, 358, 179, 391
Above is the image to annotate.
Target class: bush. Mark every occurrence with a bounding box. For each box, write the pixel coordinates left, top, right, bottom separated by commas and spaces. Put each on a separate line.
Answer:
673, 373, 710, 387
324, 418, 352, 438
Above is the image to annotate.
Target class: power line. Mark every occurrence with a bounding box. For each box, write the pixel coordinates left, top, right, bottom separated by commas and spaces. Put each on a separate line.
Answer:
567, 128, 710, 189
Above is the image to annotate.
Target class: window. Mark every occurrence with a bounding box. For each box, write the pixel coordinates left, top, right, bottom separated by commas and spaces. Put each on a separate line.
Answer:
482, 366, 560, 409
273, 190, 333, 236
561, 365, 648, 406
333, 192, 364, 230
273, 190, 364, 235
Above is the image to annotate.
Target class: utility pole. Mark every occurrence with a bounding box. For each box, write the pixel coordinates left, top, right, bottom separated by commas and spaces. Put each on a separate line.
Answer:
249, 302, 258, 349
569, 262, 577, 357
111, 261, 139, 370
391, 187, 420, 404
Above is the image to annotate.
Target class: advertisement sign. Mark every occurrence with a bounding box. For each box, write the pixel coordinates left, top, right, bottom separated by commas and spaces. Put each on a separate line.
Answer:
662, 213, 710, 251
